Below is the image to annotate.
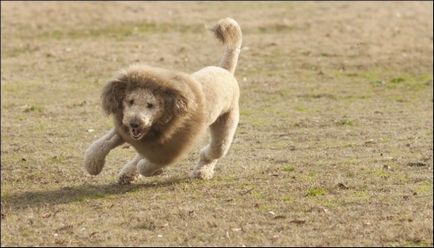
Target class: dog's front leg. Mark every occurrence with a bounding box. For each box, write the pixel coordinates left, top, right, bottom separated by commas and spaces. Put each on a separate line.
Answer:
118, 156, 164, 185
137, 159, 164, 177
117, 154, 143, 185
84, 128, 124, 175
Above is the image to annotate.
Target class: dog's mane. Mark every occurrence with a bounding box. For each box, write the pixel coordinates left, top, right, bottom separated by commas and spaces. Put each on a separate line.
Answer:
101, 64, 205, 144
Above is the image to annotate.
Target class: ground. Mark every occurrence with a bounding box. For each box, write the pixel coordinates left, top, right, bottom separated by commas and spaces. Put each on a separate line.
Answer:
1, 1, 433, 246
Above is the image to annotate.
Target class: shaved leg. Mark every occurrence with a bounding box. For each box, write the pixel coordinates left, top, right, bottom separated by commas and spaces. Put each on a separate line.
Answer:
84, 128, 124, 175
117, 154, 143, 185
193, 107, 239, 179
137, 159, 164, 177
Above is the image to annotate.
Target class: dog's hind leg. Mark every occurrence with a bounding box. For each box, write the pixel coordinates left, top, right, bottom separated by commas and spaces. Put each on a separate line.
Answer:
117, 154, 143, 185
192, 107, 239, 179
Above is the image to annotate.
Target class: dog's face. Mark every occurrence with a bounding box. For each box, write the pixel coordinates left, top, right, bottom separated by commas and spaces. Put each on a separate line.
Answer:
121, 88, 165, 140
101, 70, 191, 141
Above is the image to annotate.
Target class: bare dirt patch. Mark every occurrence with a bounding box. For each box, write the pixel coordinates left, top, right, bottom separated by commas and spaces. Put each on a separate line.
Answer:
1, 1, 433, 246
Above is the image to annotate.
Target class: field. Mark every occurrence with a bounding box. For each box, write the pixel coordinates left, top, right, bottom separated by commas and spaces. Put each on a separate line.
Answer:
1, 1, 433, 246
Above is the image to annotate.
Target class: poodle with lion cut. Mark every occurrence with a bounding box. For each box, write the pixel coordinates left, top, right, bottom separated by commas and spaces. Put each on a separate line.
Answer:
83, 18, 242, 184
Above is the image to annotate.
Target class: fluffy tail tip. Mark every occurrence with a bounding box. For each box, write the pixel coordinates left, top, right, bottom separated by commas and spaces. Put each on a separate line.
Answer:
211, 17, 242, 49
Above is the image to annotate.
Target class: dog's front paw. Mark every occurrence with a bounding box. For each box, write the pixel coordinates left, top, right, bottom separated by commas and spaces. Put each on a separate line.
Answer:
84, 156, 105, 176
138, 167, 164, 177
137, 161, 164, 177
117, 173, 138, 185
84, 144, 109, 175
150, 168, 164, 176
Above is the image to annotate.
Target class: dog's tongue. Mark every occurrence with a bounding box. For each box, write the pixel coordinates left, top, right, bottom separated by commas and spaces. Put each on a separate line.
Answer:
132, 128, 142, 136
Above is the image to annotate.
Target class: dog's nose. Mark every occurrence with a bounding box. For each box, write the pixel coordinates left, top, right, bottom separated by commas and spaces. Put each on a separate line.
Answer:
129, 121, 140, 129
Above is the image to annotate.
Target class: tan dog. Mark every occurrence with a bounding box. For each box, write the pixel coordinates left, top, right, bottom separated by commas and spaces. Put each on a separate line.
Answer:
84, 18, 242, 184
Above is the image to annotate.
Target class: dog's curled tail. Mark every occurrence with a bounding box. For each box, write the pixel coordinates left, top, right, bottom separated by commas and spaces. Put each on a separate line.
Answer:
211, 17, 242, 74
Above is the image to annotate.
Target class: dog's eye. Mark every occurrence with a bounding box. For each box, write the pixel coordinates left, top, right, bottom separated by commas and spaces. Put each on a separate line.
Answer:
128, 100, 134, 105
147, 103, 154, 109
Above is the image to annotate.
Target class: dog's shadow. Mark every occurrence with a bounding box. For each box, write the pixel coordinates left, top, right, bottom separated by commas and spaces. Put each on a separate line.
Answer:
2, 176, 190, 210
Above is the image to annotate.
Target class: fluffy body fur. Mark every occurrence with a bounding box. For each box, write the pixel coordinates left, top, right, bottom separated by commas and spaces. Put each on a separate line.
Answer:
84, 18, 242, 184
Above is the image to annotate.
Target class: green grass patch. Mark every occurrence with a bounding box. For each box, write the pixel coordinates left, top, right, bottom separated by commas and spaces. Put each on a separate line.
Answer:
353, 190, 370, 200
372, 168, 390, 178
299, 173, 317, 183
335, 69, 432, 92
335, 118, 353, 126
240, 108, 254, 117
282, 165, 295, 172
256, 24, 295, 33
389, 77, 405, 84
416, 181, 433, 195
281, 195, 293, 203
306, 187, 327, 197
257, 203, 274, 212
294, 105, 307, 112
248, 117, 271, 128
38, 21, 203, 40
50, 154, 66, 163
252, 190, 265, 200
313, 198, 338, 209
23, 105, 44, 113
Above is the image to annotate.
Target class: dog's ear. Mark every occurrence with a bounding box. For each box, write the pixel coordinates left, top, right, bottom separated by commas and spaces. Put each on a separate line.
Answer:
101, 79, 127, 115
173, 92, 188, 115
164, 89, 188, 116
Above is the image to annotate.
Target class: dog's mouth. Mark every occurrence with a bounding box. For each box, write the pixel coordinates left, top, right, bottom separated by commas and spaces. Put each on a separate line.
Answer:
130, 127, 147, 140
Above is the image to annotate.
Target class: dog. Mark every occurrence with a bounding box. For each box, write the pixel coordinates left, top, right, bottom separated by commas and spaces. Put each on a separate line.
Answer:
84, 18, 242, 184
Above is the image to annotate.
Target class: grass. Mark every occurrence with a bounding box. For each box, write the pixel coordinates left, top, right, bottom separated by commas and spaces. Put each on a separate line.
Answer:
1, 1, 433, 247
25, 21, 204, 41
282, 165, 295, 172
335, 118, 354, 126
416, 181, 433, 195
306, 187, 327, 197
22, 105, 44, 113
256, 23, 296, 34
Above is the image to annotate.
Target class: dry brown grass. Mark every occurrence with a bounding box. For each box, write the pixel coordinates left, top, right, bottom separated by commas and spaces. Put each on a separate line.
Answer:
1, 1, 433, 246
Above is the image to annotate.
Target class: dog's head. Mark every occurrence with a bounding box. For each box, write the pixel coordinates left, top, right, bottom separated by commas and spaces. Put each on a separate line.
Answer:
101, 67, 189, 141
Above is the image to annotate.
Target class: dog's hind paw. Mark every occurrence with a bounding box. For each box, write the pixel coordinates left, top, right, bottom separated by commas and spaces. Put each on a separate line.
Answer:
192, 160, 216, 180
191, 168, 215, 180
